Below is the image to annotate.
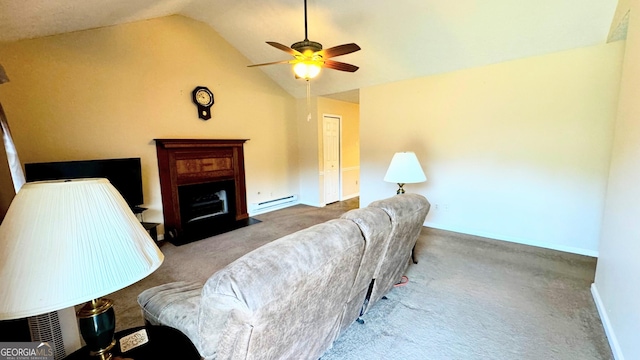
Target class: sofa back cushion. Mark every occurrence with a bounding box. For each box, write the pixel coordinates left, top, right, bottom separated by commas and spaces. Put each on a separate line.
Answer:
198, 219, 364, 360
338, 207, 391, 331
368, 193, 430, 306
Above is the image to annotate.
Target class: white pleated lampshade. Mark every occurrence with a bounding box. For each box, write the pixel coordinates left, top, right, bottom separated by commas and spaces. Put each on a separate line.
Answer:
0, 178, 164, 320
383, 152, 427, 184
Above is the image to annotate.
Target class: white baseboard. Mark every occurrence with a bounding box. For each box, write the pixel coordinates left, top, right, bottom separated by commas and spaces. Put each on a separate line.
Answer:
248, 200, 300, 216
424, 222, 598, 257
591, 283, 625, 360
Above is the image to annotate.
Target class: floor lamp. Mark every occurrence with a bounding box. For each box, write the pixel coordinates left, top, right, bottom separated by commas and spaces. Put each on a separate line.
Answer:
0, 179, 164, 360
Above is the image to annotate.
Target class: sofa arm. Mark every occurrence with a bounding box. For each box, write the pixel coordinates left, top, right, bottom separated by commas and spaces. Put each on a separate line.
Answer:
197, 294, 253, 359
137, 281, 203, 353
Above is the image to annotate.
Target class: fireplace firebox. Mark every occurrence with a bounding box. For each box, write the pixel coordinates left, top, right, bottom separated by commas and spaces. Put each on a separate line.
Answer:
179, 180, 233, 222
155, 139, 255, 243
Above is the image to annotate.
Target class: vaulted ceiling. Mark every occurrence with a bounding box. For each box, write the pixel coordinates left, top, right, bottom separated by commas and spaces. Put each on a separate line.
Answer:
0, 0, 621, 102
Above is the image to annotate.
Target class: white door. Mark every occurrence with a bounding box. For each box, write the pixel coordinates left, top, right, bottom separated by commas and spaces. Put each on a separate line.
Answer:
323, 115, 341, 204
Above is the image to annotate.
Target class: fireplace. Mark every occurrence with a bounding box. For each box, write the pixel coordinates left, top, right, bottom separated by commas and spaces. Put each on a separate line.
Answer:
155, 139, 255, 243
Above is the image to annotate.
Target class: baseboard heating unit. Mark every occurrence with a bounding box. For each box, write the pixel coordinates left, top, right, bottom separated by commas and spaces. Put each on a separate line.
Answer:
250, 195, 298, 215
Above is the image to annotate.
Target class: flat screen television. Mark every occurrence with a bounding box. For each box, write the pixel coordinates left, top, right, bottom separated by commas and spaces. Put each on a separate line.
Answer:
25, 158, 144, 209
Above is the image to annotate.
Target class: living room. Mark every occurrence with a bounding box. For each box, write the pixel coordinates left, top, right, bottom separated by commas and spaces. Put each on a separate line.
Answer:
0, 1, 638, 359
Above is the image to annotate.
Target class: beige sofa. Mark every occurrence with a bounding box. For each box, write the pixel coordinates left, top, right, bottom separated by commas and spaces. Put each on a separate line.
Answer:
137, 194, 430, 359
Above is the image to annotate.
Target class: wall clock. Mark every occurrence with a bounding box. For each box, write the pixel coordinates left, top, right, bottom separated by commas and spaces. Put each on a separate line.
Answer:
191, 86, 214, 120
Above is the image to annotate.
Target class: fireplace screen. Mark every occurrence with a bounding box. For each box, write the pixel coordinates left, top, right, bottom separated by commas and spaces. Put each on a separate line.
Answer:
183, 189, 228, 223
178, 180, 236, 240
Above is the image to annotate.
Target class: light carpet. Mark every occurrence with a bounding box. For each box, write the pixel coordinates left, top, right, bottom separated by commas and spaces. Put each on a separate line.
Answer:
321, 227, 612, 360
111, 199, 612, 359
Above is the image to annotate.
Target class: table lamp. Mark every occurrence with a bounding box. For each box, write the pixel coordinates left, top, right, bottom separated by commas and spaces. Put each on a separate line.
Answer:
0, 178, 164, 360
383, 151, 427, 194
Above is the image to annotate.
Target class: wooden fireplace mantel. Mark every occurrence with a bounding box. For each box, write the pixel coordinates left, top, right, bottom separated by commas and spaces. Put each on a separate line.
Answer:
155, 139, 249, 239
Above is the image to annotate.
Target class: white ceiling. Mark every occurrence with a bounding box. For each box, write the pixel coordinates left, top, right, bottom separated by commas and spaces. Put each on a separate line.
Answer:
0, 0, 619, 102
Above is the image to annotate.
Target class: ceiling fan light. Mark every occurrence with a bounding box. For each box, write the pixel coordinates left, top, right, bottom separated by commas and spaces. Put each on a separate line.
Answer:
293, 61, 322, 79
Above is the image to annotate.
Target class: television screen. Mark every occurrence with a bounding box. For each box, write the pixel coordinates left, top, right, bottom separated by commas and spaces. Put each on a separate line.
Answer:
25, 158, 144, 209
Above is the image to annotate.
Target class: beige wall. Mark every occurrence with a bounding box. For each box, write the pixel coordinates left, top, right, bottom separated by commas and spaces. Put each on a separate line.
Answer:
594, 1, 640, 359
0, 15, 299, 234
361, 41, 624, 255
296, 97, 321, 206
297, 96, 360, 206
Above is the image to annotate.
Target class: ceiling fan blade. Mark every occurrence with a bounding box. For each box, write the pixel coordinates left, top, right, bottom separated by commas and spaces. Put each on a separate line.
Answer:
318, 43, 361, 59
266, 41, 302, 56
247, 60, 293, 68
324, 59, 359, 72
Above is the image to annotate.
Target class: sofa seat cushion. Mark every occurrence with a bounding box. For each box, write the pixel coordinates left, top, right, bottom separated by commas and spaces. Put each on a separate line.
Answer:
137, 281, 203, 353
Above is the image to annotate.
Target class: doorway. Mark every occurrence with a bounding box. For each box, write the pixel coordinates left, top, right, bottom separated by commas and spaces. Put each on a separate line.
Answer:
323, 114, 341, 204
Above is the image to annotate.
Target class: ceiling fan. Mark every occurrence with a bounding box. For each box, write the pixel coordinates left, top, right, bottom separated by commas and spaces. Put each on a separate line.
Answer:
248, 0, 361, 80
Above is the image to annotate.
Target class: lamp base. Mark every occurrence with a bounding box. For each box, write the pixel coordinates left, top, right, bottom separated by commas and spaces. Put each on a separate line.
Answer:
396, 183, 406, 195
76, 298, 116, 360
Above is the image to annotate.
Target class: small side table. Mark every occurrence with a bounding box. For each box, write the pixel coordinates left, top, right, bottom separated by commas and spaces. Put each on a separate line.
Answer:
141, 222, 160, 242
63, 325, 200, 360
